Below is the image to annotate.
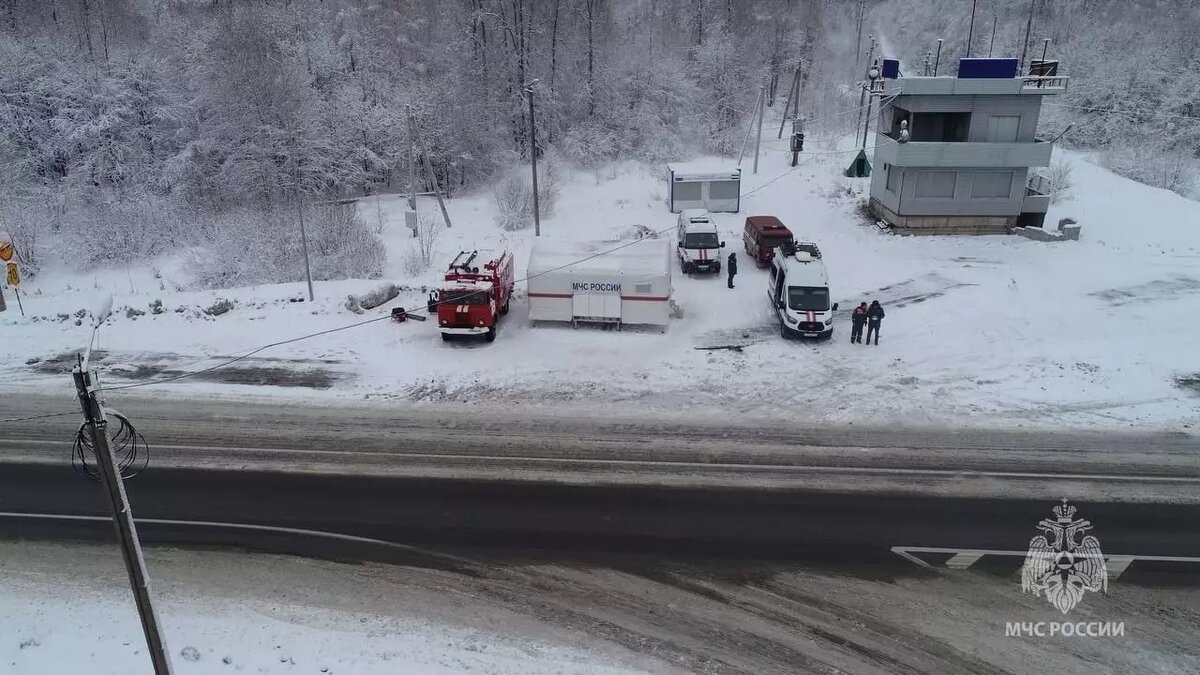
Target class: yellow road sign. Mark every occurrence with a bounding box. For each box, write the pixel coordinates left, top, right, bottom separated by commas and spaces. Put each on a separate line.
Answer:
5, 262, 18, 287
0, 233, 13, 262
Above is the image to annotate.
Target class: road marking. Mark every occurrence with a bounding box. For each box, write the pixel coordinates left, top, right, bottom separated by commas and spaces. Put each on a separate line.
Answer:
892, 546, 1200, 577
5, 438, 1200, 484
0, 511, 479, 568
945, 551, 985, 569
1106, 555, 1134, 580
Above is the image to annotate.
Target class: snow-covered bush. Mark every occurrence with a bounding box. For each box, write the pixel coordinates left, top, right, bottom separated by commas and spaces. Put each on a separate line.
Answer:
0, 202, 50, 278
493, 173, 529, 232
560, 120, 620, 167
402, 211, 442, 276
492, 160, 559, 232
187, 204, 385, 289
1044, 160, 1075, 204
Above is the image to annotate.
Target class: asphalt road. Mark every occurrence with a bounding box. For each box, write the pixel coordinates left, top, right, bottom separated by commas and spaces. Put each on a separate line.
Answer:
2, 395, 1199, 566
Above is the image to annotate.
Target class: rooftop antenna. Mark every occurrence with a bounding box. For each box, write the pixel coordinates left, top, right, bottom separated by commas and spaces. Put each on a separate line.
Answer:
988, 10, 998, 57
1019, 0, 1036, 73
966, 0, 978, 58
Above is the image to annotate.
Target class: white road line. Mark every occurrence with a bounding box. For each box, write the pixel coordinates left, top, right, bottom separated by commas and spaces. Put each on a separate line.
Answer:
892, 546, 1200, 570
5, 438, 1200, 483
1106, 555, 1135, 580
889, 546, 934, 569
945, 551, 985, 569
0, 511, 479, 567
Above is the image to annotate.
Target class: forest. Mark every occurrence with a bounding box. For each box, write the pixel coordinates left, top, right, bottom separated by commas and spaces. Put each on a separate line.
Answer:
0, 0, 1196, 284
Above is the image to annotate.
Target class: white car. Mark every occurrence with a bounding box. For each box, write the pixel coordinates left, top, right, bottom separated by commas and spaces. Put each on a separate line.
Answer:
768, 247, 838, 340
675, 209, 725, 274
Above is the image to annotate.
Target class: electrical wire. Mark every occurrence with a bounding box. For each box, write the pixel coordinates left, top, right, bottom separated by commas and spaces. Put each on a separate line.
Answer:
72, 409, 149, 480
90, 144, 848, 395
0, 410, 79, 424
95, 315, 394, 392
1043, 101, 1198, 122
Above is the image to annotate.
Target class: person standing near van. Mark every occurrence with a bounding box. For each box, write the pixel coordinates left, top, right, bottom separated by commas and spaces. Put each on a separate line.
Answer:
850, 302, 868, 343
727, 252, 738, 288
866, 300, 885, 345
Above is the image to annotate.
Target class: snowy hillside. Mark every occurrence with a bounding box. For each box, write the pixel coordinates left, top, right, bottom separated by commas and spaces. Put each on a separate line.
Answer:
3, 146, 1198, 431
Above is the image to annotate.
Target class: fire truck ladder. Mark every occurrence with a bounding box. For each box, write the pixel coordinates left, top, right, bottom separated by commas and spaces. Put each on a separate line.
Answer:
448, 250, 480, 273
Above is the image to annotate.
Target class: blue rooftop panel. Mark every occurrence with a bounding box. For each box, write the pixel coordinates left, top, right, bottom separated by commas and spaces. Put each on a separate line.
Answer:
957, 58, 1019, 79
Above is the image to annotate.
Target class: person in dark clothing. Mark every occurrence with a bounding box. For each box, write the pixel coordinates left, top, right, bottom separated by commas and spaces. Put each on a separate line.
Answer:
727, 252, 738, 288
866, 300, 885, 345
850, 302, 868, 344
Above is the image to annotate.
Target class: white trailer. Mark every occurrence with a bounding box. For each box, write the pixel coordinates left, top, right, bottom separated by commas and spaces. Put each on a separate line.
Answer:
527, 238, 673, 330
667, 160, 741, 213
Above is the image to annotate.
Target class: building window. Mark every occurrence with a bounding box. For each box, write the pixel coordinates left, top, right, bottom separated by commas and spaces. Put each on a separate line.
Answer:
986, 115, 1020, 142
673, 181, 701, 201
971, 171, 1014, 198
885, 165, 900, 193
708, 180, 739, 200
914, 171, 957, 198
911, 112, 970, 142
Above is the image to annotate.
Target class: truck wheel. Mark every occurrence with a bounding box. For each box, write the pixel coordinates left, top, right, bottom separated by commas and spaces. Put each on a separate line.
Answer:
681, 262, 692, 274
780, 321, 790, 340
485, 327, 496, 342
500, 298, 510, 316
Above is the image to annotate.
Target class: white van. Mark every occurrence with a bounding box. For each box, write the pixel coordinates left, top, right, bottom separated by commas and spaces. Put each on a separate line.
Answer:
675, 209, 725, 274
768, 247, 838, 339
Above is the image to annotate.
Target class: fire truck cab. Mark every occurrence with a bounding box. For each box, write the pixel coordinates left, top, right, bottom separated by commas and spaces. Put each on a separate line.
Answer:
436, 250, 514, 342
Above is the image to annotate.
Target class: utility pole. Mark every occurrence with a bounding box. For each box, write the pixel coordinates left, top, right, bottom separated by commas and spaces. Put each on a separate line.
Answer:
0, 284, 6, 312
287, 152, 314, 302
862, 62, 880, 150
855, 36, 877, 146
933, 38, 943, 76
526, 82, 541, 236
295, 194, 314, 302
1020, 0, 1036, 74
777, 64, 797, 139
988, 13, 998, 57
752, 85, 765, 174
72, 366, 173, 675
853, 0, 865, 84
406, 106, 417, 213
738, 92, 760, 165
966, 0, 977, 58
412, 114, 452, 229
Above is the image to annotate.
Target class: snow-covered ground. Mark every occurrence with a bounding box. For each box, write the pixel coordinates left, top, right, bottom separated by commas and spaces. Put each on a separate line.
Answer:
0, 542, 657, 675
2, 143, 1198, 430
4, 541, 1199, 674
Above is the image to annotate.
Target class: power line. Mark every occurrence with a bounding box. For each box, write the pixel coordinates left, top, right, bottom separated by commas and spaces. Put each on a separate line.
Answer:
1043, 101, 1199, 122
0, 410, 80, 424
96, 224, 707, 393
96, 315, 394, 393
72, 144, 861, 396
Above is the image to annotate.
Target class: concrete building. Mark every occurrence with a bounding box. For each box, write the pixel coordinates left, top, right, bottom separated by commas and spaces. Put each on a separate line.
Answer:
868, 59, 1068, 235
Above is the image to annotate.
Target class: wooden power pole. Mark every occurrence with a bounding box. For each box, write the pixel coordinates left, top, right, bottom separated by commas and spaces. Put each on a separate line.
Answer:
72, 365, 174, 675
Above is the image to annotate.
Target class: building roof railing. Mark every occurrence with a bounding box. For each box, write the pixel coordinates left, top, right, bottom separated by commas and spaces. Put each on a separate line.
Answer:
880, 75, 1068, 97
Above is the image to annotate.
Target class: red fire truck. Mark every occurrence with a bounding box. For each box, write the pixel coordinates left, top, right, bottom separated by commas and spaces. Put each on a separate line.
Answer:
435, 250, 514, 342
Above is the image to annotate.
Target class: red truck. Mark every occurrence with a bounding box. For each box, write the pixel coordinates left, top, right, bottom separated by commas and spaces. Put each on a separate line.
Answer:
435, 250, 514, 342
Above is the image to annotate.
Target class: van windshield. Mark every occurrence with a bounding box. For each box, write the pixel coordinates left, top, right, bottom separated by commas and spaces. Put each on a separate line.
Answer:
788, 286, 830, 311
684, 232, 720, 248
